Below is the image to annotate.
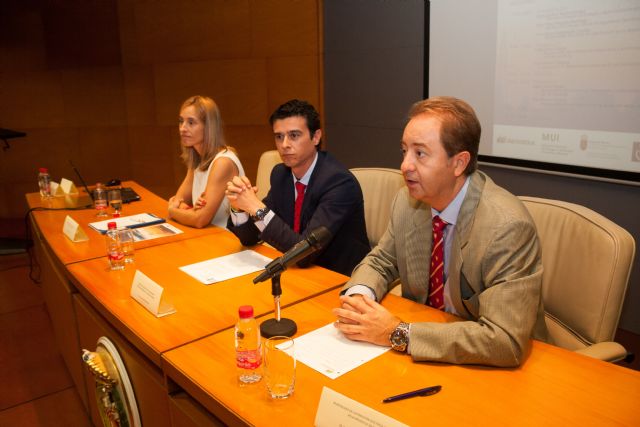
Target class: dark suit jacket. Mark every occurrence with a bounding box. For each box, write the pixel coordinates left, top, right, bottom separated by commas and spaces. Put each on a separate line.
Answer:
228, 151, 370, 276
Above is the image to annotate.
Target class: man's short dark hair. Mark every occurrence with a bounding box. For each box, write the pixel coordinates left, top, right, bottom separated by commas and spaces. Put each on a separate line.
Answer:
269, 99, 322, 148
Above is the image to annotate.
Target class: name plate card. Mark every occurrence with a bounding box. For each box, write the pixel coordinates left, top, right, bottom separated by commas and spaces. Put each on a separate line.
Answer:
59, 177, 78, 194
50, 181, 64, 197
62, 215, 89, 242
130, 270, 176, 318
315, 387, 408, 427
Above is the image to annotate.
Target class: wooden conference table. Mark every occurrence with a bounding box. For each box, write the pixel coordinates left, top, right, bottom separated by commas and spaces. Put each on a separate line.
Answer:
26, 182, 347, 426
26, 181, 217, 266
163, 291, 640, 426
27, 183, 640, 426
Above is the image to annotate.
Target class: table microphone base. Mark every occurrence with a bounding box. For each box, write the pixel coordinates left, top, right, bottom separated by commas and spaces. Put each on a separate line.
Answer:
260, 318, 297, 338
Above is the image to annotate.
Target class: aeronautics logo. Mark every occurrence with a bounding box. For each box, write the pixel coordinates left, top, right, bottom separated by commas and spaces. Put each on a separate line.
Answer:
632, 141, 640, 162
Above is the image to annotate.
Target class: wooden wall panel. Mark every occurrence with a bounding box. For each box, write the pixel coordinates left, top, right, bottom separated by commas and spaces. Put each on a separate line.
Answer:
225, 125, 275, 182
42, 1, 122, 69
251, 0, 320, 57
0, 0, 322, 219
59, 68, 127, 127
1, 128, 79, 183
128, 126, 179, 199
123, 66, 157, 126
129, 0, 252, 64
154, 59, 269, 127
0, 71, 66, 129
267, 55, 321, 113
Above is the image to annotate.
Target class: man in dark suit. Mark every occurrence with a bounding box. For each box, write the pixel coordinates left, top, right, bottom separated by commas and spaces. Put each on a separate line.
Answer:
225, 99, 370, 276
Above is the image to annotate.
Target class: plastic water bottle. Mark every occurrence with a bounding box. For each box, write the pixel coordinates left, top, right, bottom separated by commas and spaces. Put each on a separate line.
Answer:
235, 305, 262, 384
94, 183, 108, 217
38, 167, 51, 198
106, 222, 125, 271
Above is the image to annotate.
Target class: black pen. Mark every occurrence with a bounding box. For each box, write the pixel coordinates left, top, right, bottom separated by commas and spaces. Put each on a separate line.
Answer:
382, 385, 442, 403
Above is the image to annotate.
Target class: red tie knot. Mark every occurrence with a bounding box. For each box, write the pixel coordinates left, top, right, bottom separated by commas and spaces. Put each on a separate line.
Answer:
295, 181, 306, 195
432, 215, 447, 232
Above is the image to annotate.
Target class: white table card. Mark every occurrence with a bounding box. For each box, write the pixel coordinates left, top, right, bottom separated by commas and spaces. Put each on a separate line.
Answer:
315, 387, 408, 427
59, 177, 78, 194
62, 215, 89, 242
50, 181, 65, 197
130, 270, 176, 317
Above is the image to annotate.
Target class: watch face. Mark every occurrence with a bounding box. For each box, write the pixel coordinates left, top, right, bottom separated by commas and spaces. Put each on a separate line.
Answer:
390, 323, 409, 351
252, 207, 268, 221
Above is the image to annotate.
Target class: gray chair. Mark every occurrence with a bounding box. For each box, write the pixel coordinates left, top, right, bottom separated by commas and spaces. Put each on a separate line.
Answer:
519, 196, 635, 362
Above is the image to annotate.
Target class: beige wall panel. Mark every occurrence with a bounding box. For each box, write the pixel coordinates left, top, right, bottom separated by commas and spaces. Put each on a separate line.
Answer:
251, 0, 320, 58
154, 59, 269, 127
130, 0, 251, 65
225, 124, 274, 184
60, 68, 127, 127
123, 66, 157, 126
267, 55, 321, 113
0, 71, 65, 128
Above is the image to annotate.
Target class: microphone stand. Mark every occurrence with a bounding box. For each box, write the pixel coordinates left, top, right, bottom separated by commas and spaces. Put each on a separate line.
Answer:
259, 273, 297, 338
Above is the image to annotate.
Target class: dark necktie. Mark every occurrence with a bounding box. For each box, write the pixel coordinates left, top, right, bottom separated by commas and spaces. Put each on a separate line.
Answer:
294, 181, 306, 233
428, 215, 447, 310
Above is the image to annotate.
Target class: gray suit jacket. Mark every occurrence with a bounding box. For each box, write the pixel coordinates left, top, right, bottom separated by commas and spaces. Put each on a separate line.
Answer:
344, 171, 548, 367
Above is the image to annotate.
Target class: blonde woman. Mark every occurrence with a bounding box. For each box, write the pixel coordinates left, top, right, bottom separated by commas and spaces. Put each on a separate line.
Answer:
168, 95, 244, 228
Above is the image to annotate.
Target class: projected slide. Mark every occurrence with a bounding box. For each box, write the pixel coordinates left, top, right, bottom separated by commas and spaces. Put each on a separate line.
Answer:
493, 0, 640, 173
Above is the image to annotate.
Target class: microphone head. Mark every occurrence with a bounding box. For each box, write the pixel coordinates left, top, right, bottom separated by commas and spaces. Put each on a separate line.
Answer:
306, 226, 332, 249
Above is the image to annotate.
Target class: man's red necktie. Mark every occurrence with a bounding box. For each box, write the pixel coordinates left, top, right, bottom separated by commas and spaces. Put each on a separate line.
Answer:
293, 181, 306, 233
428, 215, 447, 310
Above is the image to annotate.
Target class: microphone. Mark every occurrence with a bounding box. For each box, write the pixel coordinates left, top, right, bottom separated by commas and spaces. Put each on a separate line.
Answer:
253, 226, 332, 283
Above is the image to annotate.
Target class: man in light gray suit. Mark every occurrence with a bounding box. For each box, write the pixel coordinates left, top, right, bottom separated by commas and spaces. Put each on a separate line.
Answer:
333, 97, 548, 367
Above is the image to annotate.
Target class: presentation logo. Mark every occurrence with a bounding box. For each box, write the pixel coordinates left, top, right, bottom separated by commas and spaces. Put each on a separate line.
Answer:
632, 142, 640, 162
542, 132, 559, 142
580, 135, 588, 151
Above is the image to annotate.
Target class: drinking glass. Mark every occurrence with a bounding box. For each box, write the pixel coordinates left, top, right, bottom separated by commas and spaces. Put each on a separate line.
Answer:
108, 189, 122, 217
118, 228, 135, 264
264, 336, 295, 399
94, 186, 108, 217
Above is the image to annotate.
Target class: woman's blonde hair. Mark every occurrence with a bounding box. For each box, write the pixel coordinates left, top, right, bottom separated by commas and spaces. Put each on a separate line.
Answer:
180, 95, 227, 171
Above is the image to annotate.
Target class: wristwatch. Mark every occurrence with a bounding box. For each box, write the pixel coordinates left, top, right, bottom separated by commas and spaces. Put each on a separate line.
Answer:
389, 322, 410, 352
251, 206, 270, 222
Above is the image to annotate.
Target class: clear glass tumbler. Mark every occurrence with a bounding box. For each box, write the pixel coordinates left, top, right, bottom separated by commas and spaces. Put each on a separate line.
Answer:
94, 184, 108, 217
108, 188, 122, 217
118, 228, 135, 264
264, 336, 295, 399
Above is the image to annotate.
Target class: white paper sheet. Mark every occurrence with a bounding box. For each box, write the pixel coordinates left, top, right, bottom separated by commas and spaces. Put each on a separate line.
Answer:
89, 213, 165, 233
179, 250, 272, 285
294, 323, 390, 379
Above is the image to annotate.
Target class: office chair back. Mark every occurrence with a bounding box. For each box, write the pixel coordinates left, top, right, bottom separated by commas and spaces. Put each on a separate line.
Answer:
255, 150, 282, 200
519, 196, 635, 362
350, 168, 405, 248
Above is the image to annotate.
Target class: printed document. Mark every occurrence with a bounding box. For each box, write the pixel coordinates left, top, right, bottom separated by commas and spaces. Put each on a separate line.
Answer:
179, 250, 272, 285
294, 323, 390, 379
89, 213, 165, 233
